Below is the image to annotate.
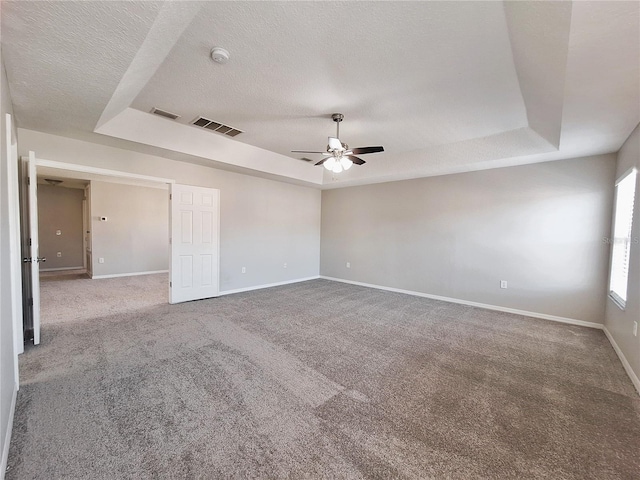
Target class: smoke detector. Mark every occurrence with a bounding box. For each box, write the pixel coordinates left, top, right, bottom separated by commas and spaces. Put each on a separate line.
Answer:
210, 47, 230, 64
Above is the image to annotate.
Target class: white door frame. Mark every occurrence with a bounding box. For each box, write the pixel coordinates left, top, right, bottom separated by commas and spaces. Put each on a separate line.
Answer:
35, 159, 175, 186
5, 114, 23, 366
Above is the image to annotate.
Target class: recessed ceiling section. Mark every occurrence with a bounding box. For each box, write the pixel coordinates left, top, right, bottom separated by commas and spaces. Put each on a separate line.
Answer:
321, 126, 558, 189
130, 1, 529, 157
2, 1, 639, 188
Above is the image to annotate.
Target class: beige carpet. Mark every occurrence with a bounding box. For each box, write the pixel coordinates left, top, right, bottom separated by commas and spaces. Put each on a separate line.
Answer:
7, 276, 640, 479
39, 272, 168, 324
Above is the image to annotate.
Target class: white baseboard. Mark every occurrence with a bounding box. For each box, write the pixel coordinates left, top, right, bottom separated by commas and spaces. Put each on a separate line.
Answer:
320, 276, 604, 329
1, 382, 18, 479
91, 269, 168, 280
219, 276, 320, 296
603, 326, 640, 396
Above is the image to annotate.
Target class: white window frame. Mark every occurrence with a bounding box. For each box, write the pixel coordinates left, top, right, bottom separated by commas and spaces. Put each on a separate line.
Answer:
608, 167, 637, 310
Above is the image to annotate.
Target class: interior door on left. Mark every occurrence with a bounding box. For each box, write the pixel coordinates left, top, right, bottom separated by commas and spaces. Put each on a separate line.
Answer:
20, 151, 42, 345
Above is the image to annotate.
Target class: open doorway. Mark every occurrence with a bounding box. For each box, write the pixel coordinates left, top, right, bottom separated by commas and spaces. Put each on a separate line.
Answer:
19, 156, 221, 347
37, 176, 87, 276
31, 164, 171, 331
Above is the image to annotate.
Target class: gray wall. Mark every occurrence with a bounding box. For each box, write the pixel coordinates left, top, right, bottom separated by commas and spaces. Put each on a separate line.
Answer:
605, 123, 640, 384
17, 129, 321, 291
321, 154, 616, 324
90, 181, 168, 277
37, 184, 84, 270
0, 53, 19, 472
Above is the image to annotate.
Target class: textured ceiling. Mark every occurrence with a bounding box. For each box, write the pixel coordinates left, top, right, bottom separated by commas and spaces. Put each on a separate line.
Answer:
2, 1, 639, 188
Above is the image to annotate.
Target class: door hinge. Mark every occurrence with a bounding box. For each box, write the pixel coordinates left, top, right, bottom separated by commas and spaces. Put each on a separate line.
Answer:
169, 194, 172, 200
29, 238, 32, 246
28, 298, 33, 307
169, 281, 172, 287
27, 177, 30, 186
169, 238, 172, 245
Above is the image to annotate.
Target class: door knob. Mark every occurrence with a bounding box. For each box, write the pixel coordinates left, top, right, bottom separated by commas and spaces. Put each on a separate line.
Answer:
23, 257, 32, 263
37, 257, 46, 263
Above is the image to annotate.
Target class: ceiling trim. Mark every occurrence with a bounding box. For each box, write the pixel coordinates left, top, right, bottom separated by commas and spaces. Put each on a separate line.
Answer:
95, 108, 324, 185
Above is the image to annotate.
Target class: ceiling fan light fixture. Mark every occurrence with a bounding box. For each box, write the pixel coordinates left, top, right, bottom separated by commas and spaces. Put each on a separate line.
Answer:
293, 113, 382, 174
324, 157, 336, 171
340, 157, 353, 170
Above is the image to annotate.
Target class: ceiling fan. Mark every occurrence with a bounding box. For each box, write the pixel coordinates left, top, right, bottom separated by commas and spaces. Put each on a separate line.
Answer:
292, 113, 384, 173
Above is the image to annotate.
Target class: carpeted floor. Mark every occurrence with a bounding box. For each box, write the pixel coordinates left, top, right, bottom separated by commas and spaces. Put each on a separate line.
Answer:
7, 275, 640, 479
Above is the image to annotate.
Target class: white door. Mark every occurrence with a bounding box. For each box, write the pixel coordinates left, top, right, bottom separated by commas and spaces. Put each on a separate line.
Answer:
27, 151, 42, 344
170, 184, 220, 304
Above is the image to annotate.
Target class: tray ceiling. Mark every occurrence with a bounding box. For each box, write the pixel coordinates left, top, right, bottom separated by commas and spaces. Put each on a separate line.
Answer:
2, 1, 638, 188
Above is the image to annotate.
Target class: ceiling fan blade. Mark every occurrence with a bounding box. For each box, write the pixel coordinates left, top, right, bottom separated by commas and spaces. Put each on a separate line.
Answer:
328, 137, 342, 150
351, 146, 384, 155
348, 155, 366, 165
315, 158, 328, 166
291, 150, 326, 154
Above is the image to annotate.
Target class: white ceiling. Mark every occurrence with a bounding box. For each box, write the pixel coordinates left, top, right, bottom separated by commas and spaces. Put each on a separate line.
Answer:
2, 1, 638, 189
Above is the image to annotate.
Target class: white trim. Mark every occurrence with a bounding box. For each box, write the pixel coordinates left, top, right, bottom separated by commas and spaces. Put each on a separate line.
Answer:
91, 269, 168, 280
615, 166, 638, 186
6, 114, 23, 358
33, 158, 175, 185
40, 266, 85, 272
603, 326, 640, 396
320, 276, 604, 329
1, 382, 18, 478
608, 292, 626, 311
219, 276, 320, 296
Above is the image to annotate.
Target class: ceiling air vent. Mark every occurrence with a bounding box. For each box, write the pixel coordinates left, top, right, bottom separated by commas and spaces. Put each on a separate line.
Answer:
150, 107, 180, 120
191, 116, 243, 137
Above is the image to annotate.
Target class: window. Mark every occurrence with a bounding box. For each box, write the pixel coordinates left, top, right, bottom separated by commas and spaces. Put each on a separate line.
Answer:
609, 168, 637, 309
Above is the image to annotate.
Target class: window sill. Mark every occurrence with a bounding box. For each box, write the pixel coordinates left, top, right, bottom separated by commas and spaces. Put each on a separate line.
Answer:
608, 292, 626, 311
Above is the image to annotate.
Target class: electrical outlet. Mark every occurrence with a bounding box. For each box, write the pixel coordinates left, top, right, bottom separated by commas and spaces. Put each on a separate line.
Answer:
346, 262, 351, 268
56, 252, 62, 257
500, 280, 508, 289
634, 321, 638, 337
283, 263, 287, 269
99, 257, 104, 264
241, 267, 246, 274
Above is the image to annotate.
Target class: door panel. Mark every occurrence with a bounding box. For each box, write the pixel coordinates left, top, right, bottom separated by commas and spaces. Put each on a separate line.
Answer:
170, 184, 220, 304
19, 151, 42, 345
